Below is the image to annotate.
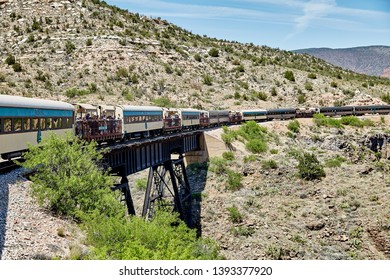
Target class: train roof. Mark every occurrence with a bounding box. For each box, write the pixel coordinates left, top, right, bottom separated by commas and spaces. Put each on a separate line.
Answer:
319, 106, 354, 110
267, 108, 296, 112
0, 94, 74, 111
241, 109, 267, 112
120, 105, 163, 112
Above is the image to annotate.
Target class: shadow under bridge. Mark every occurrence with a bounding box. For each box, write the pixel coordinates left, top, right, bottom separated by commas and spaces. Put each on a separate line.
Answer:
102, 131, 203, 227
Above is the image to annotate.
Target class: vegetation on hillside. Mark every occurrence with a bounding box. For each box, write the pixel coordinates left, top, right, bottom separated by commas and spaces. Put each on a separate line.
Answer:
19, 133, 220, 260
0, 0, 389, 109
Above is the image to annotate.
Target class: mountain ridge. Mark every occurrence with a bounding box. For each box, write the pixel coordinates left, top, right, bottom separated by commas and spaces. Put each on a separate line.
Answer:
293, 45, 390, 78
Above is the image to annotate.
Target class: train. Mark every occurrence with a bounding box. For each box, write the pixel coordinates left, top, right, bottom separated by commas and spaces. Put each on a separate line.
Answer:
1, 94, 390, 160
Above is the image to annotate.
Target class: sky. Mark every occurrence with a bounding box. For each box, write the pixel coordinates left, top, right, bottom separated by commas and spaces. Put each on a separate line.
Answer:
104, 0, 390, 51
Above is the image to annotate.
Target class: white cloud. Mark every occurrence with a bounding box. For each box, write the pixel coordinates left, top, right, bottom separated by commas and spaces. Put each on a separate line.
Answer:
286, 0, 336, 40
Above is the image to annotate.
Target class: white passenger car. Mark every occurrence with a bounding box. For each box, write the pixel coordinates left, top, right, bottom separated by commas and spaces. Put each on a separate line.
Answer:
0, 94, 75, 159
118, 105, 164, 139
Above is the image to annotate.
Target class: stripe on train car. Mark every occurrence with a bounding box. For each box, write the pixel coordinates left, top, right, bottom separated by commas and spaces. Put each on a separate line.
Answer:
123, 111, 162, 116
0, 107, 73, 117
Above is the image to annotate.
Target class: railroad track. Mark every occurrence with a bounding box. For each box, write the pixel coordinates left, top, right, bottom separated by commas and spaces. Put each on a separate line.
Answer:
0, 159, 24, 174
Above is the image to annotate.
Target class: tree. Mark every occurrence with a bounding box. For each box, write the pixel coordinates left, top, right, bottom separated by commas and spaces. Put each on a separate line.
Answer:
20, 133, 121, 220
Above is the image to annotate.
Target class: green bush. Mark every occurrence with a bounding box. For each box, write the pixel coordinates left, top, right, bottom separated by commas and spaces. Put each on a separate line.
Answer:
208, 48, 219, 57
325, 155, 346, 168
194, 53, 202, 62
221, 126, 237, 145
152, 96, 176, 107
381, 93, 390, 104
284, 70, 295, 82
135, 178, 148, 190
227, 206, 243, 223
308, 73, 317, 79
20, 133, 121, 219
209, 157, 229, 175
296, 152, 326, 181
65, 41, 76, 54
222, 151, 235, 161
297, 94, 306, 104
5, 54, 16, 65
261, 159, 278, 170
12, 62, 22, 72
287, 120, 300, 133
246, 138, 268, 153
202, 74, 213, 85
304, 82, 313, 91
226, 170, 242, 191
85, 211, 220, 260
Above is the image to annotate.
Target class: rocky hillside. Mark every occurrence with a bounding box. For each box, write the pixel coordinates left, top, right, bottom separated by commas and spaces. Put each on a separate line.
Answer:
293, 46, 390, 78
1, 0, 390, 261
0, 0, 390, 110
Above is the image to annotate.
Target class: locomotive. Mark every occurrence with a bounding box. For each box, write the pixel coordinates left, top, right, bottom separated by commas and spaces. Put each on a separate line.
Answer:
1, 94, 390, 160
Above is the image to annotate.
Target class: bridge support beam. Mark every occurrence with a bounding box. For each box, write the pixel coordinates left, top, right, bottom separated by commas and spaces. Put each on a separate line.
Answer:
142, 155, 193, 227
111, 165, 136, 215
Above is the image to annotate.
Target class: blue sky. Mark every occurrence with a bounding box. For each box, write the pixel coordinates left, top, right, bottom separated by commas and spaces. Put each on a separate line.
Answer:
104, 0, 390, 50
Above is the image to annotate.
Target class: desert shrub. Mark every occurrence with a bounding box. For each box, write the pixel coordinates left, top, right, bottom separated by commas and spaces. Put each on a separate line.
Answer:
287, 120, 300, 133
5, 54, 16, 65
222, 151, 235, 161
325, 155, 346, 168
152, 96, 176, 107
12, 62, 22, 72
208, 48, 219, 57
194, 53, 202, 62
239, 121, 268, 140
85, 211, 220, 260
65, 41, 76, 54
227, 206, 243, 223
308, 73, 317, 79
261, 159, 278, 170
65, 87, 90, 98
246, 138, 267, 153
19, 133, 121, 219
135, 178, 148, 190
313, 113, 343, 128
284, 70, 295, 82
221, 126, 237, 145
297, 94, 306, 104
340, 116, 374, 128
202, 74, 213, 85
381, 93, 390, 104
304, 82, 313, 91
226, 170, 242, 191
296, 152, 326, 181
209, 157, 229, 175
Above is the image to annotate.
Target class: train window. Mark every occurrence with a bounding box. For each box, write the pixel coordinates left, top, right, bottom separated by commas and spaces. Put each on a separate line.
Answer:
65, 117, 72, 128
23, 118, 31, 131
14, 118, 22, 132
4, 118, 12, 133
58, 118, 62, 128
46, 118, 52, 129
40, 118, 46, 130
0, 118, 2, 133
32, 118, 39, 130
52, 118, 59, 129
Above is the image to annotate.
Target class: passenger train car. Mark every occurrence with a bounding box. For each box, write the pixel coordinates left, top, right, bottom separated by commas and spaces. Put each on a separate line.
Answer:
0, 94, 74, 159
1, 94, 390, 160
